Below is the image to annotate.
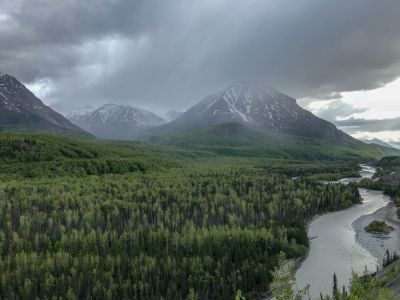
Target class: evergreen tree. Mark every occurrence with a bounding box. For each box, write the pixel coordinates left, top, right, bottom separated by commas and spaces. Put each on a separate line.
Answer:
332, 273, 339, 300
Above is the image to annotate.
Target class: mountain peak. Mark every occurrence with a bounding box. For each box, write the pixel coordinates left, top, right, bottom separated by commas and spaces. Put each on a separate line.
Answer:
68, 103, 165, 139
0, 73, 91, 138
168, 82, 349, 140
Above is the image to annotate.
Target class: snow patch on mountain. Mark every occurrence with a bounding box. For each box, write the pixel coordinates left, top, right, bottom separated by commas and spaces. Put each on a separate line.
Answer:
169, 81, 350, 140
66, 105, 95, 118
90, 103, 165, 126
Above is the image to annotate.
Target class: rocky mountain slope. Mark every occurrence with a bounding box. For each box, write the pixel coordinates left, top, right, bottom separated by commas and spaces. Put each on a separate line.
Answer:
0, 73, 91, 138
68, 103, 165, 139
168, 82, 351, 140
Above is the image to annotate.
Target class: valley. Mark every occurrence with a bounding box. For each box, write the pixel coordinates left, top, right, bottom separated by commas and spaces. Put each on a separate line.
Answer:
0, 132, 399, 299
3, 2, 400, 299
0, 73, 400, 299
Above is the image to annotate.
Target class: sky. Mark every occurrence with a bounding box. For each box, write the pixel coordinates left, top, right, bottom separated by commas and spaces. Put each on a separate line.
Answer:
1, 0, 400, 141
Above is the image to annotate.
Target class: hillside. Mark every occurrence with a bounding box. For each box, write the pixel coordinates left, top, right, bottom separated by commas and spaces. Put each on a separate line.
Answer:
145, 122, 400, 161
0, 133, 193, 178
0, 73, 92, 138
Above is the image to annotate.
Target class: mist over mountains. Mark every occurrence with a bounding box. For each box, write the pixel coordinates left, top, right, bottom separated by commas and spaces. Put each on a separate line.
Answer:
0, 72, 396, 152
67, 103, 165, 139
362, 138, 395, 149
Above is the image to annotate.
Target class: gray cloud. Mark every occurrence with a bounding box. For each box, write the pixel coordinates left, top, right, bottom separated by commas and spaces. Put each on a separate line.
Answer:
2, 0, 400, 113
335, 117, 400, 133
313, 100, 368, 122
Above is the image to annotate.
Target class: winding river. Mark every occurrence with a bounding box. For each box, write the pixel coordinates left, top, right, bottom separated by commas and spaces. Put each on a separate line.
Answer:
295, 165, 400, 299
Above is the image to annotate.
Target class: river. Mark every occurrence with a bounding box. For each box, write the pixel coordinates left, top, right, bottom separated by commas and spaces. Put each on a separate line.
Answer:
295, 164, 399, 299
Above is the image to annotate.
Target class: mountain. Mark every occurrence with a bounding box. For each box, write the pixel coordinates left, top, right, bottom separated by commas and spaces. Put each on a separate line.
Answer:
68, 103, 165, 139
66, 105, 95, 119
362, 138, 395, 149
0, 73, 92, 138
167, 82, 350, 140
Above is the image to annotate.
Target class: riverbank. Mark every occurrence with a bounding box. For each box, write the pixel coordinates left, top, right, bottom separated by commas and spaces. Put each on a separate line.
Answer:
353, 196, 400, 271
264, 165, 382, 299
295, 186, 391, 299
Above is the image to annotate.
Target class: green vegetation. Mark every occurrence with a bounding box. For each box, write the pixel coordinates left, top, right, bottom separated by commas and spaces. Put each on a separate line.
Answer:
270, 254, 400, 300
0, 113, 94, 139
0, 132, 369, 299
271, 252, 309, 300
319, 252, 400, 300
378, 156, 400, 171
358, 159, 400, 221
0, 166, 361, 299
365, 220, 393, 234
319, 271, 399, 300
145, 123, 400, 161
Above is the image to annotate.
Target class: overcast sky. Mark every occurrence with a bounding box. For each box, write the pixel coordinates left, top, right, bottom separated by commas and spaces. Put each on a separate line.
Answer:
1, 0, 400, 141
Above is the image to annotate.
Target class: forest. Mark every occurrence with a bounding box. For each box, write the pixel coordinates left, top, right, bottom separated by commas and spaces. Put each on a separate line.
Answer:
0, 133, 368, 299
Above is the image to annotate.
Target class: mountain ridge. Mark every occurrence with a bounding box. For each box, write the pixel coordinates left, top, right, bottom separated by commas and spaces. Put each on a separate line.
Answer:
0, 73, 92, 138
68, 103, 165, 139
362, 138, 395, 149
164, 81, 352, 141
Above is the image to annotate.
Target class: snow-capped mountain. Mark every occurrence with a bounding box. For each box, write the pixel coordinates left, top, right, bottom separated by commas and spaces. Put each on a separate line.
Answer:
168, 81, 350, 140
68, 103, 165, 139
0, 72, 91, 137
362, 138, 395, 149
66, 105, 95, 119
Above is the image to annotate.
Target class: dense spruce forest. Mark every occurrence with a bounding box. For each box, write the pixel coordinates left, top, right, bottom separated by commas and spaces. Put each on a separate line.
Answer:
0, 133, 367, 299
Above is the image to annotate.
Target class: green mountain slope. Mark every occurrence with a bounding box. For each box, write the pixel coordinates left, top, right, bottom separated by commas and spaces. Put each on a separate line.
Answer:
0, 111, 94, 139
0, 133, 196, 177
144, 122, 400, 161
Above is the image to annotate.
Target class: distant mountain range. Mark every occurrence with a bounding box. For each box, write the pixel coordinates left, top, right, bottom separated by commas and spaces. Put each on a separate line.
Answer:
1, 73, 398, 159
388, 140, 400, 150
362, 138, 396, 149
0, 73, 92, 138
67, 103, 165, 139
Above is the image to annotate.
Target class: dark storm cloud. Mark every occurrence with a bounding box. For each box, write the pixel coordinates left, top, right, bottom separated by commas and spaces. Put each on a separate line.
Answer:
2, 0, 400, 112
